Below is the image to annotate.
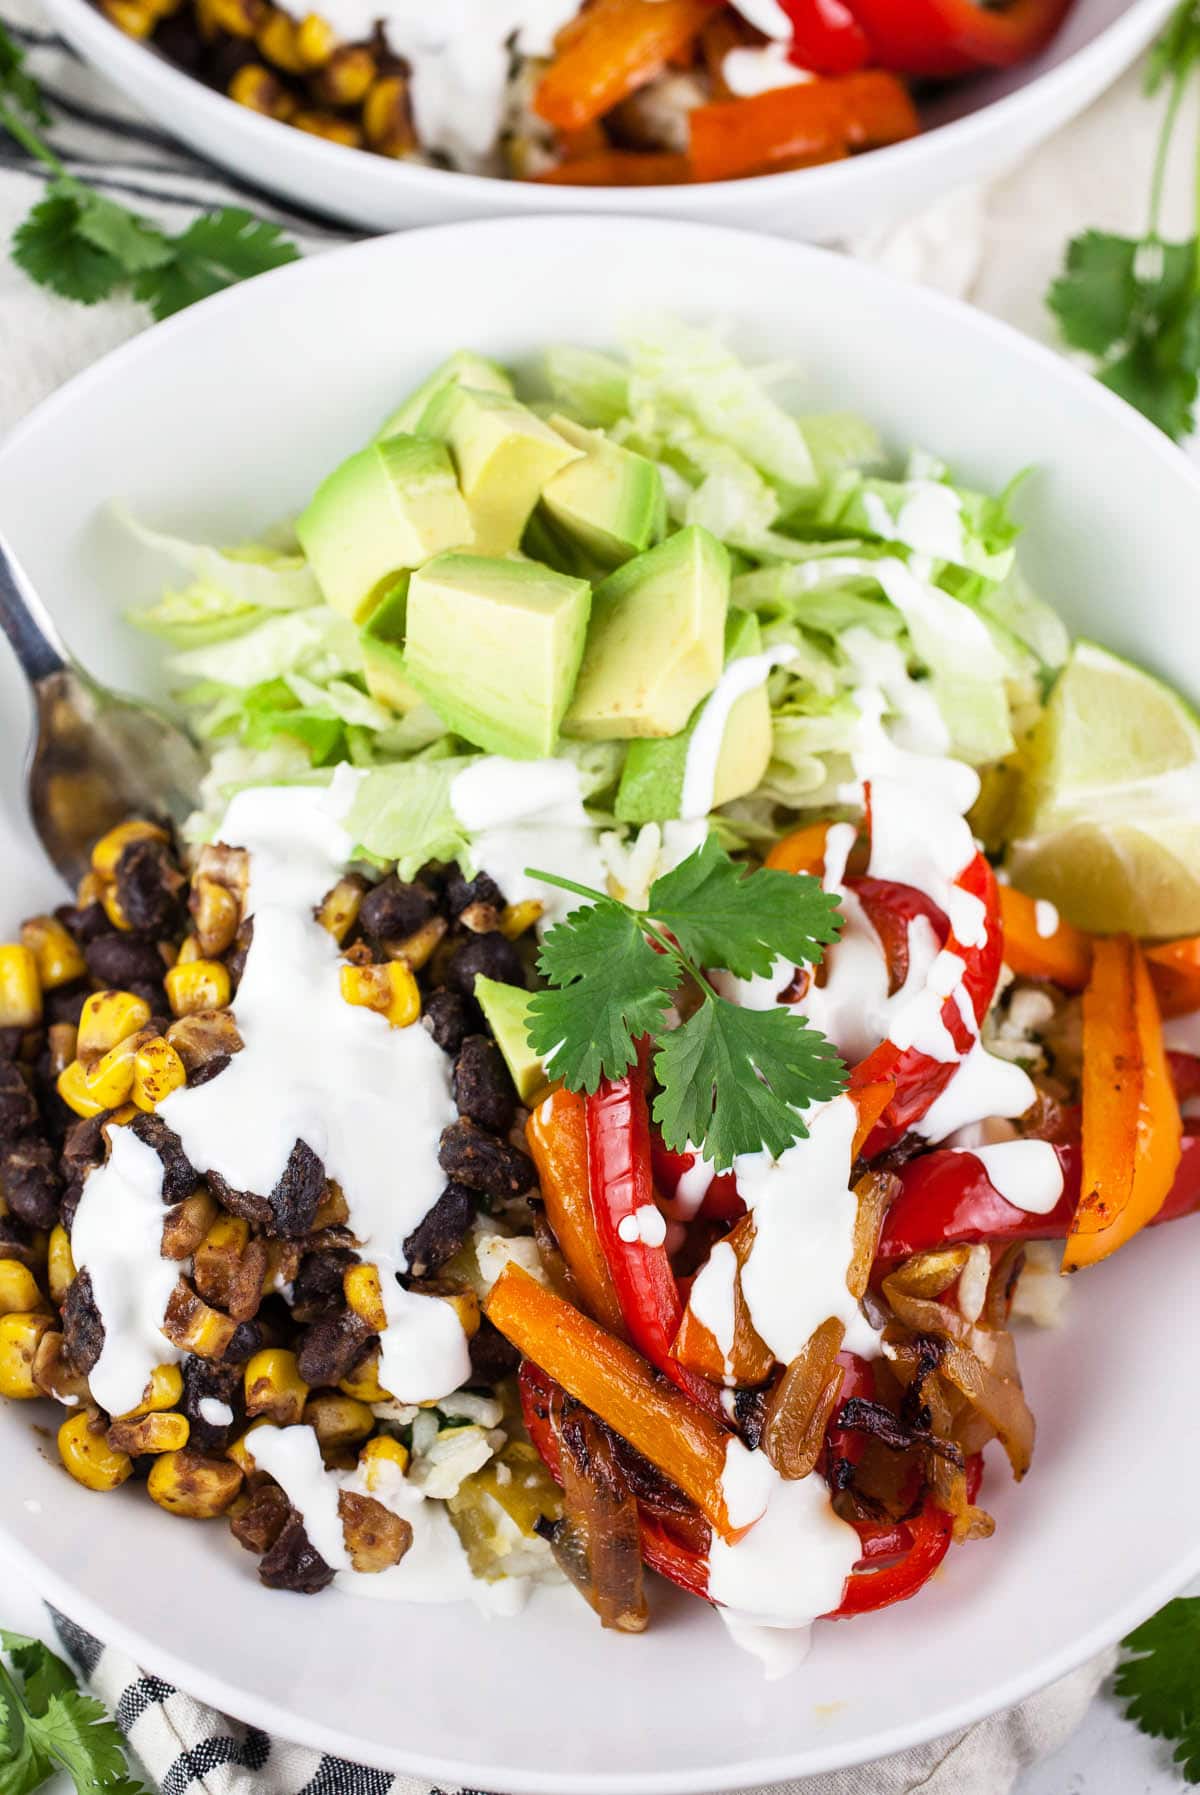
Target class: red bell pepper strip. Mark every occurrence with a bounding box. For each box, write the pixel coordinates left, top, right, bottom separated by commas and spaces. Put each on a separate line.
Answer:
779, 0, 870, 74
847, 875, 950, 994
585, 1070, 725, 1418
825, 1454, 983, 1618
843, 0, 1074, 78
1169, 1052, 1200, 1105
822, 1350, 876, 1489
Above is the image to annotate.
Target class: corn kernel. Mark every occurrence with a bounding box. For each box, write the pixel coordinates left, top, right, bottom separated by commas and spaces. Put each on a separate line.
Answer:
304, 1391, 374, 1449
295, 11, 336, 66
78, 989, 153, 1059
256, 7, 304, 70
344, 1262, 387, 1332
190, 877, 240, 958
292, 108, 362, 148
82, 1032, 144, 1109
165, 959, 232, 1018
340, 1345, 391, 1404
120, 1362, 184, 1418
20, 917, 86, 989
317, 43, 375, 106
243, 1347, 309, 1425
362, 75, 414, 158
56, 1060, 106, 1120
311, 1182, 349, 1229
58, 1411, 134, 1492
226, 1417, 271, 1476
133, 1037, 187, 1110
162, 1280, 238, 1359
500, 900, 543, 941
161, 1191, 217, 1260
228, 62, 295, 119
92, 819, 168, 878
384, 916, 446, 970
0, 1312, 54, 1398
0, 1260, 45, 1316
148, 1448, 243, 1518
46, 1023, 78, 1080
359, 1433, 410, 1489
197, 0, 261, 35
100, 0, 155, 37
33, 1331, 89, 1405
176, 935, 203, 965
316, 876, 365, 946
0, 945, 41, 1028
108, 1410, 190, 1455
46, 1228, 76, 1306
339, 961, 419, 1029
100, 883, 132, 932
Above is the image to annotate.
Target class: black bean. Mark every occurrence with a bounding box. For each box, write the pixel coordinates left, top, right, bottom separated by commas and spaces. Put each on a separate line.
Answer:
445, 870, 506, 917
60, 1112, 107, 1193
54, 900, 110, 946
220, 1320, 262, 1366
84, 936, 168, 989
188, 1053, 232, 1090
0, 1062, 37, 1140
468, 1317, 520, 1384
291, 1246, 356, 1323
225, 918, 254, 990
258, 1510, 334, 1594
453, 1036, 516, 1134
127, 981, 168, 1011
0, 1137, 62, 1229
359, 876, 438, 944
0, 1028, 23, 1063
126, 1111, 199, 1204
180, 1355, 243, 1452
296, 1307, 373, 1388
208, 1139, 325, 1239
114, 838, 185, 936
62, 1270, 105, 1376
43, 983, 87, 1028
437, 1119, 535, 1199
403, 1181, 475, 1278
0, 1212, 40, 1270
421, 990, 477, 1057
444, 933, 526, 999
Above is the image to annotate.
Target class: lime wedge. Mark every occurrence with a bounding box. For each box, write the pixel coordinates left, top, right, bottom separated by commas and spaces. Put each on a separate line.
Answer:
1007, 642, 1200, 936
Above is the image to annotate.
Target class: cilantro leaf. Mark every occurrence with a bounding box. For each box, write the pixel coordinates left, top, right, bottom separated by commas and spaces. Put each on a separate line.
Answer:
1146, 0, 1200, 93
0, 24, 49, 126
0, 1636, 74, 1717
649, 833, 842, 981
0, 1633, 147, 1795
11, 186, 127, 304
652, 1000, 847, 1171
1115, 1597, 1200, 1783
72, 193, 172, 275
31, 1693, 143, 1793
134, 208, 299, 321
526, 900, 675, 1091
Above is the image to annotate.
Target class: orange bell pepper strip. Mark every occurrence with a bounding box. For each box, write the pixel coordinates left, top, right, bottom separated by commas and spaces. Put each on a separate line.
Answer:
689, 70, 919, 185
1064, 937, 1183, 1271
1145, 936, 1200, 1020
998, 886, 1091, 991
765, 821, 830, 876
534, 0, 715, 133
485, 1263, 750, 1542
672, 1214, 774, 1386
535, 152, 694, 186
526, 1088, 626, 1337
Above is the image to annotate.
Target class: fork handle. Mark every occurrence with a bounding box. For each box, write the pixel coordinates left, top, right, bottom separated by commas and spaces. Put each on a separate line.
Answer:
0, 535, 69, 687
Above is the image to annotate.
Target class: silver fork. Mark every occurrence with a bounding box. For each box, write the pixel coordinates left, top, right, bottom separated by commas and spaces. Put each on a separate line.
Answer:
0, 535, 205, 888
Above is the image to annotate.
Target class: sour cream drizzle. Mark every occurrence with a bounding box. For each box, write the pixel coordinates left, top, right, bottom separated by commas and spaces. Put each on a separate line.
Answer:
680, 645, 798, 821
450, 756, 610, 927
947, 1139, 1065, 1214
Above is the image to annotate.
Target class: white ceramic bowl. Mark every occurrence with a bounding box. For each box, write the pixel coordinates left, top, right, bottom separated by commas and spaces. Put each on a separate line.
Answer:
1, 218, 1199, 1794
46, 0, 1173, 237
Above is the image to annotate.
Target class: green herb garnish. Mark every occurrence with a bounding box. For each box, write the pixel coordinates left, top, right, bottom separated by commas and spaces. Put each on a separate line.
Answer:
0, 1629, 147, 1795
0, 23, 298, 320
1115, 1598, 1200, 1784
524, 836, 846, 1170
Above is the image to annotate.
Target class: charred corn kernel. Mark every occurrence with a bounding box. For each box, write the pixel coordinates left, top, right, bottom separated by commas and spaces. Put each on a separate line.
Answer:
0, 1260, 44, 1316
0, 945, 41, 1028
108, 1410, 190, 1455
46, 1227, 76, 1306
56, 1060, 105, 1119
358, 1434, 409, 1488
316, 876, 365, 945
340, 962, 419, 1029
317, 43, 375, 105
20, 916, 86, 989
0, 1312, 53, 1398
197, 0, 260, 35
304, 1392, 374, 1449
243, 1347, 308, 1424
33, 1331, 89, 1404
148, 1448, 243, 1518
165, 959, 231, 1018
162, 1281, 238, 1358
132, 1036, 186, 1111
311, 1182, 349, 1229
343, 1263, 387, 1332
120, 1362, 184, 1419
161, 1189, 217, 1259
166, 1007, 243, 1073
176, 935, 203, 965
228, 62, 296, 119
499, 900, 543, 941
78, 989, 152, 1059
292, 108, 362, 148
92, 819, 168, 878
82, 1033, 142, 1108
256, 7, 304, 69
340, 1346, 391, 1404
108, 1103, 138, 1127
442, 1287, 480, 1339
47, 1023, 78, 1079
100, 0, 155, 36
58, 1411, 134, 1492
385, 916, 445, 971
100, 883, 132, 931
362, 75, 414, 157
200, 1214, 249, 1257
295, 10, 335, 65
226, 1417, 271, 1476
195, 842, 249, 896
190, 877, 239, 958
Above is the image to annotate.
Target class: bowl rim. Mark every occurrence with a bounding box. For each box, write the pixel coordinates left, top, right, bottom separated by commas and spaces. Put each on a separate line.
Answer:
3, 213, 1200, 1792
43, 0, 1175, 208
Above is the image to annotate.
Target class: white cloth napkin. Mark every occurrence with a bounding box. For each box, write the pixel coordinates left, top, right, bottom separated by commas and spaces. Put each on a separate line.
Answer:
0, 5, 1176, 1787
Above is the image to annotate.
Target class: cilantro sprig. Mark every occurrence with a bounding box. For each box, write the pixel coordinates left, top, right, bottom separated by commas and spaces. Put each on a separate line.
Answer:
0, 23, 298, 319
0, 1629, 147, 1795
524, 836, 847, 1170
1115, 1597, 1200, 1783
1047, 0, 1200, 438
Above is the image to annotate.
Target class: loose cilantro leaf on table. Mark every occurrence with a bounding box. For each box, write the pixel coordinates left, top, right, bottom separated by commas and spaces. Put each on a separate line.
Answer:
1115, 1598, 1200, 1783
0, 23, 298, 320
524, 839, 845, 1169
0, 1630, 147, 1795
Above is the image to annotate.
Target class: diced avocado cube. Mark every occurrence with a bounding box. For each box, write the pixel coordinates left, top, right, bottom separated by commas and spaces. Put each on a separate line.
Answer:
377, 350, 514, 440
297, 434, 473, 622
360, 576, 423, 714
538, 414, 666, 570
564, 525, 729, 741
403, 552, 591, 759
424, 388, 584, 557
474, 976, 544, 1101
616, 609, 772, 823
